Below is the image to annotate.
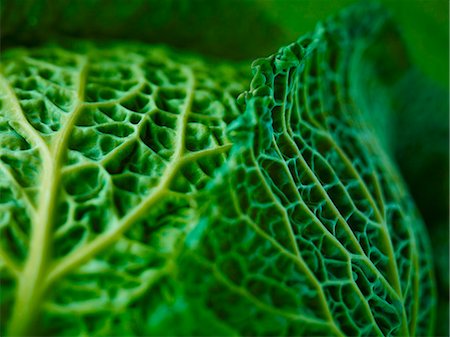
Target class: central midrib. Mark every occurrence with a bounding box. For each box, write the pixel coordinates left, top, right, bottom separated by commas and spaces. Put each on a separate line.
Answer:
7, 57, 89, 337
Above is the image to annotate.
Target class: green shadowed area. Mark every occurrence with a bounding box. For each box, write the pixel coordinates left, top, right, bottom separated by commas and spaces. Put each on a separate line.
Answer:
262, 0, 449, 88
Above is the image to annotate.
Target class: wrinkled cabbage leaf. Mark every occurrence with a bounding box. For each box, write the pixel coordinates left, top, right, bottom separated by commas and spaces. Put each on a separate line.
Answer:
0, 3, 438, 337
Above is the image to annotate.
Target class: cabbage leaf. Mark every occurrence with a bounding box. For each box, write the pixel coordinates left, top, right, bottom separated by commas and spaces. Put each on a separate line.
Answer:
0, 3, 436, 336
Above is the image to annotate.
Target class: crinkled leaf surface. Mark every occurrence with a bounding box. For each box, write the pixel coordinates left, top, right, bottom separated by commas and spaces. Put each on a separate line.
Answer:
0, 43, 248, 336
0, 4, 436, 337
184, 5, 435, 336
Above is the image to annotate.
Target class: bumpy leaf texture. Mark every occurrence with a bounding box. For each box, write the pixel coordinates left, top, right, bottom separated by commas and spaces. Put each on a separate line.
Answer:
0, 3, 436, 337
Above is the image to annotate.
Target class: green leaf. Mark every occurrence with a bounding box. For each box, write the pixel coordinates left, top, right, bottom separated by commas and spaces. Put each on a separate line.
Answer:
0, 42, 248, 336
188, 4, 436, 336
0, 3, 437, 337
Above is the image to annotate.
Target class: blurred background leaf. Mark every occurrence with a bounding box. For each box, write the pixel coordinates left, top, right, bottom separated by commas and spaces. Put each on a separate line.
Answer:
0, 0, 287, 60
261, 0, 449, 88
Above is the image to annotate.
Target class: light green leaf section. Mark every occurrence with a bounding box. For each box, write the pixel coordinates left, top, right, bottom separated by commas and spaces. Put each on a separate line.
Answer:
0, 4, 436, 337
0, 43, 247, 336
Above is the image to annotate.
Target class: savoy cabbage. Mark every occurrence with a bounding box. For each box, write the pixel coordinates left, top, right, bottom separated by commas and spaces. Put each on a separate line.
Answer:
0, 1, 444, 336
